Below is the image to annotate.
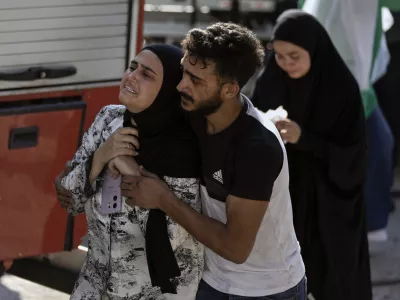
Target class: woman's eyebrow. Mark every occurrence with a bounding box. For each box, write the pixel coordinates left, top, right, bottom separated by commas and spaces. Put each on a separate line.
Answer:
131, 60, 158, 76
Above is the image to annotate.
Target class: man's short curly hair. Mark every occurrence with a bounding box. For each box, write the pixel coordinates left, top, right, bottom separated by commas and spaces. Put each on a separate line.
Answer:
181, 22, 265, 89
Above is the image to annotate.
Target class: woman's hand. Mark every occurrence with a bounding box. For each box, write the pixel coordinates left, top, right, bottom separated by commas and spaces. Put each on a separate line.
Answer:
90, 127, 140, 184
108, 156, 141, 178
95, 127, 140, 166
275, 119, 302, 144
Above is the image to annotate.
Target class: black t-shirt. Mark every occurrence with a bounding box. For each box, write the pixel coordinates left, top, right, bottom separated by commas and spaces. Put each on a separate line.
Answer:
189, 100, 284, 202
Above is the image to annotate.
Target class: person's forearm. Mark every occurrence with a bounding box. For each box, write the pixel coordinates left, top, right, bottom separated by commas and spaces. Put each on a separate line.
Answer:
117, 156, 140, 176
89, 150, 105, 184
161, 192, 248, 264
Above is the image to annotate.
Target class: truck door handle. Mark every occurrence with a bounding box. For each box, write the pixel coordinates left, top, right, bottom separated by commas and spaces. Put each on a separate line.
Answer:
8, 126, 39, 149
0, 65, 77, 81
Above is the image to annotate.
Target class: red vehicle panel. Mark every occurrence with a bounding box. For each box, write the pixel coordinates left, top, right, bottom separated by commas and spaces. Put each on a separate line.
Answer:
0, 85, 120, 260
0, 100, 84, 260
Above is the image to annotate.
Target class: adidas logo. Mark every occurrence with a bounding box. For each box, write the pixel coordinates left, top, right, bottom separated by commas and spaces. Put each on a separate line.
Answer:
213, 170, 223, 184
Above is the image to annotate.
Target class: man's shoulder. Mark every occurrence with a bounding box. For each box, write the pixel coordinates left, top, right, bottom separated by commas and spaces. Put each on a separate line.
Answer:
232, 112, 284, 177
225, 114, 285, 202
237, 115, 283, 156
235, 135, 283, 168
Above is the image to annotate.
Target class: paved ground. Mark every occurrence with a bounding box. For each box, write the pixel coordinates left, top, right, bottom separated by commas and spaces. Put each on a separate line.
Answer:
371, 203, 400, 300
0, 274, 70, 300
371, 173, 400, 300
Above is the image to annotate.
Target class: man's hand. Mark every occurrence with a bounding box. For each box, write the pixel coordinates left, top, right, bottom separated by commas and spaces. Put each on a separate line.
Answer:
121, 166, 269, 264
120, 166, 170, 208
54, 161, 73, 209
275, 119, 302, 144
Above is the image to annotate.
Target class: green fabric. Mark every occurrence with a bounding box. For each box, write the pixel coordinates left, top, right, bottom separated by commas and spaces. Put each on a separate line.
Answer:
361, 0, 382, 118
362, 0, 400, 117
298, 0, 305, 8
361, 88, 379, 118
381, 0, 400, 10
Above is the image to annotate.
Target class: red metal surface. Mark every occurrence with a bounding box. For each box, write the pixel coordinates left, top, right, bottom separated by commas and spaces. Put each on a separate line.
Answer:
0, 90, 81, 103
136, 0, 145, 54
0, 85, 120, 258
0, 107, 84, 260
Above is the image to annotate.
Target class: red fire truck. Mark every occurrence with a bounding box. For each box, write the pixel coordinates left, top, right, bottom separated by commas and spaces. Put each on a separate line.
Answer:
0, 0, 144, 271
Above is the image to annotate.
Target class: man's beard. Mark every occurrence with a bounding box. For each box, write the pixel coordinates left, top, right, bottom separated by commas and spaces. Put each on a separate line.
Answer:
180, 91, 223, 117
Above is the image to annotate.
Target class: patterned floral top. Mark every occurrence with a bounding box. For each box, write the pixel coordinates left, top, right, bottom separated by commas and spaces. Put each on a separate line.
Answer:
61, 105, 204, 300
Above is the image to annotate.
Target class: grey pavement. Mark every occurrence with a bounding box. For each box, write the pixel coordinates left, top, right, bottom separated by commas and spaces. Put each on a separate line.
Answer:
371, 173, 400, 300
0, 274, 70, 300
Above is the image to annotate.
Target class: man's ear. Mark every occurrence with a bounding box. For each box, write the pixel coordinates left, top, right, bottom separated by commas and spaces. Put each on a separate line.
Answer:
221, 82, 240, 100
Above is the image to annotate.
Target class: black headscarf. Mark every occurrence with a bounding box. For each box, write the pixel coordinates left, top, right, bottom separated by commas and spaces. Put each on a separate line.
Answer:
252, 10, 371, 300
123, 44, 201, 294
253, 9, 361, 132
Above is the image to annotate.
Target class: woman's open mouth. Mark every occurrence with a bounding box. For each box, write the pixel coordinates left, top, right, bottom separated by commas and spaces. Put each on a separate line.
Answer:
124, 85, 137, 94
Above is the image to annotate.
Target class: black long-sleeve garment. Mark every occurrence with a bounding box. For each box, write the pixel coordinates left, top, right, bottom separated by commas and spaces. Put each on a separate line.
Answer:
252, 10, 372, 300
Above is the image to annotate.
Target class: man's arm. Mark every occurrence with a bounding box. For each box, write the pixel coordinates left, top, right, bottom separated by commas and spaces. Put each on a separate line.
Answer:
161, 192, 268, 264
123, 138, 282, 264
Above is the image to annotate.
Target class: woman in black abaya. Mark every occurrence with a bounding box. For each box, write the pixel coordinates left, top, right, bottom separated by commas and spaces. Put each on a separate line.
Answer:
252, 10, 372, 300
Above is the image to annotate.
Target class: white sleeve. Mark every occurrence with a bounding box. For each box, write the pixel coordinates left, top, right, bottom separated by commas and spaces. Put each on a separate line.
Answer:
61, 106, 114, 215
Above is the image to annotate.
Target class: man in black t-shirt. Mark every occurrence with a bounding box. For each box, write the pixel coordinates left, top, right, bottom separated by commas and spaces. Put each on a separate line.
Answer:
121, 23, 306, 299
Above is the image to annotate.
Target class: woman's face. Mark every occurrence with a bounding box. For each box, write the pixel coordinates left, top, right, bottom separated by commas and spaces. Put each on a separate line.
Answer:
119, 50, 164, 113
273, 40, 311, 79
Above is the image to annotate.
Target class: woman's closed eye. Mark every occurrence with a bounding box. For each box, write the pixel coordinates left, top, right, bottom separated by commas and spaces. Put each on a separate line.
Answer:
275, 53, 284, 61
128, 65, 152, 80
142, 72, 151, 79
